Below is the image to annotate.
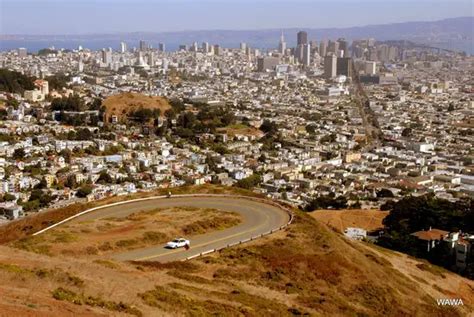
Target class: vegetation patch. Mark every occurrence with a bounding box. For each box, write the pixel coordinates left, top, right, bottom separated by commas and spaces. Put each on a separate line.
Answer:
52, 287, 142, 316
182, 214, 241, 235
138, 285, 242, 316
93, 259, 120, 269
11, 236, 51, 255
115, 239, 139, 249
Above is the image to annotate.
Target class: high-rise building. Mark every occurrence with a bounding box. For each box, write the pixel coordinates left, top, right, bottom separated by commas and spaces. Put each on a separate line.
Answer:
18, 48, 27, 58
240, 42, 247, 51
78, 59, 84, 72
337, 38, 349, 57
101, 48, 112, 65
324, 53, 337, 79
120, 42, 127, 53
302, 44, 311, 66
139, 40, 148, 51
319, 40, 327, 57
179, 44, 188, 51
148, 53, 155, 66
297, 31, 308, 45
201, 42, 209, 53
327, 40, 339, 54
365, 61, 376, 75
295, 45, 303, 62
257, 56, 280, 72
158, 43, 166, 52
337, 57, 353, 77
213, 45, 222, 55
278, 31, 287, 55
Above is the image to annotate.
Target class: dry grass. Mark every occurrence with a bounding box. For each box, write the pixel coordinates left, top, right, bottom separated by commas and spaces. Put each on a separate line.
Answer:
102, 92, 171, 123
0, 190, 472, 316
17, 206, 242, 258
309, 209, 388, 233
0, 184, 259, 244
52, 287, 142, 316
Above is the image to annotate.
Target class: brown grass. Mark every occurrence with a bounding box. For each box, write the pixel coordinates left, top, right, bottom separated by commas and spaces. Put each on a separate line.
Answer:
102, 92, 170, 123
0, 184, 260, 244
309, 209, 388, 232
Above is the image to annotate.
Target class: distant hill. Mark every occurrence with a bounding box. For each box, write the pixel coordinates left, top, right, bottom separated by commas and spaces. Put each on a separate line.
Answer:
102, 92, 170, 124
1, 17, 473, 53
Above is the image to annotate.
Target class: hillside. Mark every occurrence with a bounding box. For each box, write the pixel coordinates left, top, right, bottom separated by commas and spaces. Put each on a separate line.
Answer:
102, 92, 171, 124
310, 209, 388, 233
0, 198, 472, 316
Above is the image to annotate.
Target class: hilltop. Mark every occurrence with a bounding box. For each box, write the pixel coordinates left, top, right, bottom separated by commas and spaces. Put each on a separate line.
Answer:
102, 92, 171, 124
0, 187, 471, 316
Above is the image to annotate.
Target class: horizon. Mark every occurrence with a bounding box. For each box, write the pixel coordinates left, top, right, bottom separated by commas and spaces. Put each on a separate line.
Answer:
0, 16, 473, 36
1, 0, 473, 35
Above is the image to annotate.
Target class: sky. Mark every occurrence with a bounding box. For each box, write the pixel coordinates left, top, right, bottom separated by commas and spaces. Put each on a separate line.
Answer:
0, 0, 473, 35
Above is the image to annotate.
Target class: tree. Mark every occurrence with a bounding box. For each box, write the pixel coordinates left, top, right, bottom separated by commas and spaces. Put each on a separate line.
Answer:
377, 188, 395, 198
305, 195, 348, 211
45, 73, 70, 90
76, 128, 93, 141
97, 170, 113, 184
12, 148, 26, 160
401, 128, 412, 137
76, 185, 93, 198
235, 174, 261, 189
0, 68, 35, 93
50, 94, 86, 112
1, 193, 16, 202
260, 119, 278, 135
305, 124, 317, 134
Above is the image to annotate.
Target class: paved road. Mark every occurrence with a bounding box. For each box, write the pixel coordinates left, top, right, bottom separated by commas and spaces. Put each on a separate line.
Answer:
68, 196, 290, 262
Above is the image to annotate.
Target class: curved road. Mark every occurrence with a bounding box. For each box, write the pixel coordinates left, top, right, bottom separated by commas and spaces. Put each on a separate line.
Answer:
66, 196, 290, 262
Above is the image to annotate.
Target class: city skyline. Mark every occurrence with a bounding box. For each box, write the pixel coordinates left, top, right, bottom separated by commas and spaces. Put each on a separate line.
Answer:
0, 0, 472, 35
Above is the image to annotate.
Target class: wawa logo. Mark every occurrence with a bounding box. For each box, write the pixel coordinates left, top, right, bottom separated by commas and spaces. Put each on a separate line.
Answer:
436, 298, 464, 306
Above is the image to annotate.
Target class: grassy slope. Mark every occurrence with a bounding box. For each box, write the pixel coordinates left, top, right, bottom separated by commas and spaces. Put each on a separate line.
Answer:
0, 184, 263, 244
102, 92, 171, 122
0, 208, 472, 316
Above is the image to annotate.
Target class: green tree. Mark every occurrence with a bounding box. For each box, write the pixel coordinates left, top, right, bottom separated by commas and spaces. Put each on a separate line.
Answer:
12, 148, 26, 160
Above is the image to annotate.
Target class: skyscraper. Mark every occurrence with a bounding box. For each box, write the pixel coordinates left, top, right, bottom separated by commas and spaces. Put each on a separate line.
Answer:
158, 43, 166, 52
302, 43, 311, 66
101, 48, 112, 65
18, 48, 27, 58
337, 38, 349, 58
257, 56, 280, 72
337, 57, 353, 77
319, 40, 327, 57
120, 42, 127, 53
240, 42, 247, 51
139, 40, 148, 51
202, 42, 209, 53
324, 53, 337, 79
327, 40, 339, 54
297, 31, 308, 45
278, 31, 287, 55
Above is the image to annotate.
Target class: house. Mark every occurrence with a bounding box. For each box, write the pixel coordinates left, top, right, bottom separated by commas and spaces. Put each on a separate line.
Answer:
411, 227, 449, 252
344, 227, 367, 240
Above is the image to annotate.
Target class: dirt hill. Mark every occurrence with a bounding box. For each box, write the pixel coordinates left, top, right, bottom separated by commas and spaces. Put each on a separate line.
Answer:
102, 92, 171, 123
310, 209, 389, 233
0, 188, 472, 316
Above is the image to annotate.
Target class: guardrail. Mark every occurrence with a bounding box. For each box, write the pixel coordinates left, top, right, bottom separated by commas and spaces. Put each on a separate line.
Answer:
32, 193, 295, 261
182, 197, 294, 261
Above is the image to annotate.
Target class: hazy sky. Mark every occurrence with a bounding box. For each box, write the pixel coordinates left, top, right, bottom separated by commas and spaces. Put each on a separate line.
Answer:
1, 0, 472, 34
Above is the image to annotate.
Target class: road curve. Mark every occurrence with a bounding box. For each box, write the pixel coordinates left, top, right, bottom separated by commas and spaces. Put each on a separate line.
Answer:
66, 196, 290, 262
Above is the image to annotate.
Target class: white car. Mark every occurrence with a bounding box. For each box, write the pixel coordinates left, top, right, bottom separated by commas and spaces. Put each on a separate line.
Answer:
166, 238, 190, 249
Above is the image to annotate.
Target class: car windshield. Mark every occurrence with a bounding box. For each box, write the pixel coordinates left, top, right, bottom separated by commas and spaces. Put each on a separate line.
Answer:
172, 239, 180, 243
